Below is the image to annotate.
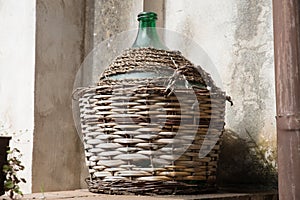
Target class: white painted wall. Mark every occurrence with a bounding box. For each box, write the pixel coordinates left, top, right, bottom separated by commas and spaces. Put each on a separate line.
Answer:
0, 0, 36, 193
165, 0, 276, 164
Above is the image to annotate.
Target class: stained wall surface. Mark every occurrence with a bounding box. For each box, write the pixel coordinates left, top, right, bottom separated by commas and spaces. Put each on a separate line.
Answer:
165, 0, 277, 186
33, 0, 86, 192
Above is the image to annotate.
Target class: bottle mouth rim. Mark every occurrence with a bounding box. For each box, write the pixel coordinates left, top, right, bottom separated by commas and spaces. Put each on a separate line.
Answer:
137, 12, 157, 21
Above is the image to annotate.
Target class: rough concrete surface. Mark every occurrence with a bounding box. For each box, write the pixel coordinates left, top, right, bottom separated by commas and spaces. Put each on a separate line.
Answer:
0, 189, 278, 200
33, 0, 86, 192
94, 0, 142, 44
3, 190, 278, 200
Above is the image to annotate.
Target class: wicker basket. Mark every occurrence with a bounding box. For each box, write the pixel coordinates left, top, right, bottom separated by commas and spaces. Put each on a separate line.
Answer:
77, 48, 227, 195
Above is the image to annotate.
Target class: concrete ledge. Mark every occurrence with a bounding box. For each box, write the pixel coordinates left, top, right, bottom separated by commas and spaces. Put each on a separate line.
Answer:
1, 189, 277, 200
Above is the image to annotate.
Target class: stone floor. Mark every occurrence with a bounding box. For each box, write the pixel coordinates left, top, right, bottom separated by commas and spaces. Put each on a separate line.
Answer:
1, 189, 278, 200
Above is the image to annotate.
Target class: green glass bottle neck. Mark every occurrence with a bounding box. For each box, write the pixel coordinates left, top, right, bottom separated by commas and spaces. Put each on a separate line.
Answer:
139, 18, 156, 28
132, 13, 168, 50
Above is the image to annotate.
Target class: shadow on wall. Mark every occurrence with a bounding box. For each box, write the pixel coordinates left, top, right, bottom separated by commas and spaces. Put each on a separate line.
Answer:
217, 129, 277, 191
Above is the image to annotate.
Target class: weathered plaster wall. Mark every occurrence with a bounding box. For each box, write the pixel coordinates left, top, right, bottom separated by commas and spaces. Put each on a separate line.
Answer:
33, 0, 85, 192
94, 0, 143, 44
0, 0, 35, 193
165, 0, 276, 187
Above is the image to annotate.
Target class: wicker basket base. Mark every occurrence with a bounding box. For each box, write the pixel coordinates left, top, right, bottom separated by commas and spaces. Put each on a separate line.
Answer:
86, 178, 217, 195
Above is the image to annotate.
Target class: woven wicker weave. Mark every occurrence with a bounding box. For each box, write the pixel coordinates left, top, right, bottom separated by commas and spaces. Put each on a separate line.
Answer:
77, 47, 226, 195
